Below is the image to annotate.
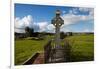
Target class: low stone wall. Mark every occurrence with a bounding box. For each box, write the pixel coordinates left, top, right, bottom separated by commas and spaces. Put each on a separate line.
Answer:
23, 53, 39, 65
44, 40, 52, 63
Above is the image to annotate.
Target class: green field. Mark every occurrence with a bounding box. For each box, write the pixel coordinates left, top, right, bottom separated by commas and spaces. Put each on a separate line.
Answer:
15, 34, 94, 65
65, 34, 94, 62
15, 36, 52, 65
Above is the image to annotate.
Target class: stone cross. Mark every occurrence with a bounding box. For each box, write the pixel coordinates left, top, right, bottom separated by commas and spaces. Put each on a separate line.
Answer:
52, 10, 64, 49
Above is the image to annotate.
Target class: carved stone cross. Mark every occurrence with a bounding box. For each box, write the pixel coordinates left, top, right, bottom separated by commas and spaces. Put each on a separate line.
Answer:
52, 10, 64, 49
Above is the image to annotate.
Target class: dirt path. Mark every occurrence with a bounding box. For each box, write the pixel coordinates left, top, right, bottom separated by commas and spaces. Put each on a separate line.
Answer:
33, 53, 44, 64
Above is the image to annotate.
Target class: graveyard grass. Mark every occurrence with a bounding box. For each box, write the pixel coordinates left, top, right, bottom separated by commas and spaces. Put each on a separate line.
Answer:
15, 36, 52, 65
15, 34, 94, 65
65, 34, 94, 62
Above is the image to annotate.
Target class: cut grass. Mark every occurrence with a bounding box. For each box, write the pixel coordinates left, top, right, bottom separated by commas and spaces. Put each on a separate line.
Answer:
15, 35, 52, 65
64, 34, 94, 61
15, 34, 94, 65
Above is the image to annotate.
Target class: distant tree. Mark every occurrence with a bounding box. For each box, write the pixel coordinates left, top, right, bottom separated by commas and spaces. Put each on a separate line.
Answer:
69, 32, 73, 36
41, 31, 46, 36
29, 28, 34, 37
25, 27, 30, 37
25, 26, 34, 37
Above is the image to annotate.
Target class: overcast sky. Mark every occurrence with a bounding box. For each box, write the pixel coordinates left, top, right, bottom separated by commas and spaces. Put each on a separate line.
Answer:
15, 4, 94, 33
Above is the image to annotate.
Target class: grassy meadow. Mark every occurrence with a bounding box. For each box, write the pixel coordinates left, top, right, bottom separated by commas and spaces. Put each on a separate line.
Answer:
15, 34, 94, 65
65, 34, 94, 62
15, 36, 52, 65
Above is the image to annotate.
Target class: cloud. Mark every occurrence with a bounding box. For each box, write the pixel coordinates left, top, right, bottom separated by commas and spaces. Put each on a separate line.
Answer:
61, 14, 92, 26
60, 8, 94, 32
82, 29, 94, 32
15, 8, 94, 33
46, 24, 55, 33
15, 28, 25, 33
37, 22, 48, 32
62, 10, 66, 14
60, 27, 71, 32
68, 8, 78, 14
15, 15, 33, 28
79, 7, 92, 12
62, 8, 94, 25
83, 29, 90, 32
15, 17, 24, 29
15, 15, 50, 33
15, 15, 34, 33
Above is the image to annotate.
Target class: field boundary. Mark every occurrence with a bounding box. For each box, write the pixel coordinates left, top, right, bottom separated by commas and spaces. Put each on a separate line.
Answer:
23, 53, 39, 65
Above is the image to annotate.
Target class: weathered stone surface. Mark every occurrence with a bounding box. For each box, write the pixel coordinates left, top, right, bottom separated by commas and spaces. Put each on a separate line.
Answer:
44, 10, 69, 63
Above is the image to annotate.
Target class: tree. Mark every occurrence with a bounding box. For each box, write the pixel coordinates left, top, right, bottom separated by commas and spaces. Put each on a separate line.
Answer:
29, 28, 34, 37
25, 27, 30, 37
69, 32, 73, 36
25, 26, 34, 37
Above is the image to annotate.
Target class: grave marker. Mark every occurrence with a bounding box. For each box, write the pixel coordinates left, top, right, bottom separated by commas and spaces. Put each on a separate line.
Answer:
51, 10, 64, 49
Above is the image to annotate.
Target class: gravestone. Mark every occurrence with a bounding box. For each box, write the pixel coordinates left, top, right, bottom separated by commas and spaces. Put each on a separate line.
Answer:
51, 10, 64, 49
50, 10, 66, 63
44, 10, 70, 63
